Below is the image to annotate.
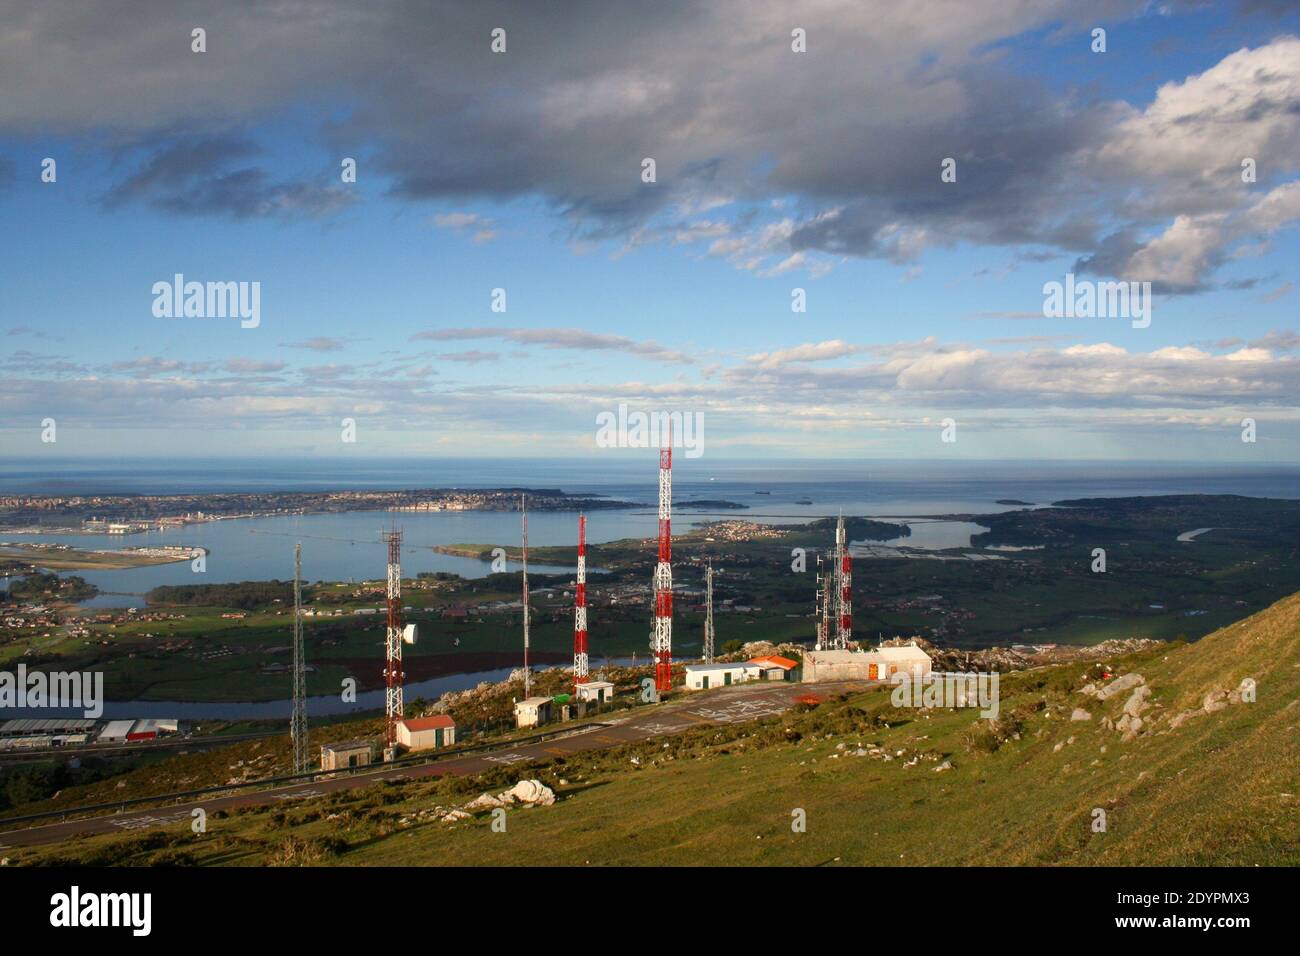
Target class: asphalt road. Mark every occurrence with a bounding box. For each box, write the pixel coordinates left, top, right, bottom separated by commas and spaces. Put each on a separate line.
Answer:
0, 680, 867, 850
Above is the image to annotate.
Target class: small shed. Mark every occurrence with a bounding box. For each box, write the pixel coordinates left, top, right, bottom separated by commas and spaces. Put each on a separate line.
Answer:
396, 715, 456, 751
320, 739, 373, 771
748, 655, 799, 681
514, 696, 553, 729
683, 662, 761, 690
575, 680, 615, 704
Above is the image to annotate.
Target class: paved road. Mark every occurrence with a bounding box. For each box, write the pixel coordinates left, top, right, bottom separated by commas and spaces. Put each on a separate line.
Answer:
0, 680, 867, 849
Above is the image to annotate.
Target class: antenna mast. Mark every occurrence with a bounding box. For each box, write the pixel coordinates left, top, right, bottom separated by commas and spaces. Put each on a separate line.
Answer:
383, 529, 404, 755
834, 514, 852, 648
521, 494, 531, 699
573, 513, 588, 688
291, 542, 308, 773
704, 561, 715, 664
652, 425, 673, 692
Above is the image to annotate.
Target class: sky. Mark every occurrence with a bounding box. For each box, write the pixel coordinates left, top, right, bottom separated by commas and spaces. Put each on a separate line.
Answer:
1, 0, 1299, 462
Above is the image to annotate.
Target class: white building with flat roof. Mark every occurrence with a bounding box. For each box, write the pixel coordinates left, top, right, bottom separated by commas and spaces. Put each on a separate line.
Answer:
574, 680, 615, 704
514, 696, 553, 729
683, 662, 761, 690
803, 642, 931, 683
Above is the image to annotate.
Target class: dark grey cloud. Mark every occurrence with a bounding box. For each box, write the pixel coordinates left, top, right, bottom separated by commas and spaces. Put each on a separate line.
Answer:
1, 1, 1296, 290
103, 135, 355, 219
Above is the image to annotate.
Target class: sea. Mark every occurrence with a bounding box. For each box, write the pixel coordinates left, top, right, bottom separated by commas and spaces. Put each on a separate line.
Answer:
2, 457, 1296, 718
4, 457, 1298, 605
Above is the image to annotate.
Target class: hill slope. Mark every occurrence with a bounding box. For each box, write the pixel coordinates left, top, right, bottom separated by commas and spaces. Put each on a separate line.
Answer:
13, 591, 1299, 866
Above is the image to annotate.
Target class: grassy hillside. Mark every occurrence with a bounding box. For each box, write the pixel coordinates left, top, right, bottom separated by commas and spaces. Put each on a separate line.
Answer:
11, 590, 1298, 866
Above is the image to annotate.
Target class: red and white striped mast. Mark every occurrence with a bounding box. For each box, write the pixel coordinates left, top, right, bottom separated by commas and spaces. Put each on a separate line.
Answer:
521, 494, 531, 699
652, 426, 673, 692
383, 529, 404, 753
573, 513, 588, 689
835, 514, 852, 647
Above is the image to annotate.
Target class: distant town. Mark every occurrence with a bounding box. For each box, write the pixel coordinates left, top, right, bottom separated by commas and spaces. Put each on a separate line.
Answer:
0, 487, 665, 534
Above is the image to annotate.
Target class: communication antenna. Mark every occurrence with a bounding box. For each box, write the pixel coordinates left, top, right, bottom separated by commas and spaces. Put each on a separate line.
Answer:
291, 542, 308, 773
521, 494, 531, 699
704, 561, 716, 664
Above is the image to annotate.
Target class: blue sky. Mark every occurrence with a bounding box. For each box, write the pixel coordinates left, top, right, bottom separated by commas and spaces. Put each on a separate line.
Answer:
1, 0, 1298, 461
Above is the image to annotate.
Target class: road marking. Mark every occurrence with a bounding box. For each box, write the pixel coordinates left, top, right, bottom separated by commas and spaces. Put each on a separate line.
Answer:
273, 788, 322, 800
629, 722, 682, 735
483, 752, 530, 765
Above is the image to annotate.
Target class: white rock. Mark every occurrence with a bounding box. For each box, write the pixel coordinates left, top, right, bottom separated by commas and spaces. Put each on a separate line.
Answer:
501, 779, 556, 807
1122, 685, 1152, 717
1096, 673, 1145, 701
465, 793, 506, 812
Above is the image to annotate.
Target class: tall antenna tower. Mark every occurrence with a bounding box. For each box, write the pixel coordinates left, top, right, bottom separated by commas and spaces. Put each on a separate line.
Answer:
521, 494, 531, 699
291, 542, 308, 773
383, 529, 404, 755
573, 513, 588, 688
652, 428, 673, 692
815, 553, 833, 650
703, 561, 715, 664
835, 514, 852, 648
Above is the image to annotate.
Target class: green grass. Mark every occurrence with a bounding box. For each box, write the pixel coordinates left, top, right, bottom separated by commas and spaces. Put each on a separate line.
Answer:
13, 589, 1299, 866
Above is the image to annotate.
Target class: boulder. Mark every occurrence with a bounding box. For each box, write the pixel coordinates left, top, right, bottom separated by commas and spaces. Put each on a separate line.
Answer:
502, 779, 555, 807
1122, 685, 1152, 717
1096, 673, 1145, 701
1203, 690, 1229, 714
465, 793, 506, 812
1071, 708, 1092, 721
1228, 677, 1255, 704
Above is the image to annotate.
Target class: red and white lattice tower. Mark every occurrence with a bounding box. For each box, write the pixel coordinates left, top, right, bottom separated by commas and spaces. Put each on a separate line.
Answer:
521, 494, 531, 699
835, 515, 852, 648
573, 514, 589, 688
652, 432, 673, 691
383, 530, 404, 749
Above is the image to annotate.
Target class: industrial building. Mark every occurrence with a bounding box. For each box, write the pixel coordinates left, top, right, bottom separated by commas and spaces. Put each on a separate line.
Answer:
0, 718, 97, 738
320, 739, 373, 771
574, 680, 615, 704
396, 715, 456, 751
514, 696, 553, 728
683, 662, 761, 690
802, 642, 932, 683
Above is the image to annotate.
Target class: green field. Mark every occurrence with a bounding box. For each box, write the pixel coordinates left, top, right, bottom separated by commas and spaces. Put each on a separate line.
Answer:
12, 587, 1298, 866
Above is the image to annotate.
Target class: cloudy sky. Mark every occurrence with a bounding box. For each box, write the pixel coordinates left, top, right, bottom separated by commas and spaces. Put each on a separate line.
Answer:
1, 0, 1298, 461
